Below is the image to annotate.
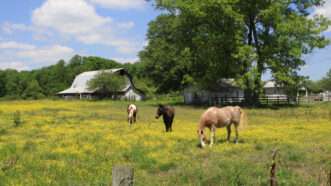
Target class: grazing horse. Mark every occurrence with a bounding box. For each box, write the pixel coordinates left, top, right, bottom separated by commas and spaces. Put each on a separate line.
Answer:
155, 104, 175, 132
197, 106, 246, 147
127, 104, 137, 125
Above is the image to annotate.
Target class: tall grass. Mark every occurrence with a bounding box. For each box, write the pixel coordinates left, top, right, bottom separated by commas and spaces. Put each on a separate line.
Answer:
0, 100, 330, 185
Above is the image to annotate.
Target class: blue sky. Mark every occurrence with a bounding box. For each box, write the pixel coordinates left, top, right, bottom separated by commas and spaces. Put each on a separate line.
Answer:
0, 0, 330, 81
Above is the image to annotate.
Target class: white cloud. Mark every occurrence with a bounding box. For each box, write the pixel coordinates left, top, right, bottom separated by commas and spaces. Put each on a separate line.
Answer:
116, 21, 135, 30
1, 22, 33, 34
30, 0, 140, 55
0, 61, 29, 71
314, 1, 331, 31
1, 22, 56, 43
89, 0, 146, 10
0, 0, 144, 70
113, 57, 138, 63
315, 1, 331, 19
17, 45, 75, 64
0, 41, 75, 70
32, 0, 111, 35
0, 41, 36, 50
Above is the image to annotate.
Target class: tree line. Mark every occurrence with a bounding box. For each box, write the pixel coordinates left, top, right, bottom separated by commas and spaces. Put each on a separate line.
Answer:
0, 55, 155, 99
0, 53, 330, 100
306, 69, 331, 93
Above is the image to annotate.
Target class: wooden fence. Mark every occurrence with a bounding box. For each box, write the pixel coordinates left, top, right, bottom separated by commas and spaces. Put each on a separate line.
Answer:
208, 96, 291, 106
207, 95, 331, 106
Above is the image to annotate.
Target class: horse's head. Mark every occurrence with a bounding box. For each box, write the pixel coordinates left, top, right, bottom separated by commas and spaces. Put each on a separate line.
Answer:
197, 128, 207, 147
155, 104, 164, 119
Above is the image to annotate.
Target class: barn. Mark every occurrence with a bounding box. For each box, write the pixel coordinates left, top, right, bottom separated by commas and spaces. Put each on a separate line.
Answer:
183, 79, 244, 104
263, 80, 287, 99
57, 68, 144, 100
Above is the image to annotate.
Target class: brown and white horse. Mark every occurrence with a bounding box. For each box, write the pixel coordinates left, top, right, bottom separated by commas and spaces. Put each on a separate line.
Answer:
127, 104, 137, 125
197, 106, 247, 147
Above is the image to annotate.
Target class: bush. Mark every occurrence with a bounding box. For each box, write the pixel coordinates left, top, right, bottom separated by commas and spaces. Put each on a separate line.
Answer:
13, 111, 22, 127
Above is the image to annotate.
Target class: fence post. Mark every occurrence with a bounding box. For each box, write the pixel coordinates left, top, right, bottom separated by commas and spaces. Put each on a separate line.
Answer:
328, 167, 331, 186
112, 165, 134, 186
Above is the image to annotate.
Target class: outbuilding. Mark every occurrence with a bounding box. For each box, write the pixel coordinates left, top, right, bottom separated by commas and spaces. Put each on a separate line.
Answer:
183, 79, 244, 105
57, 68, 144, 100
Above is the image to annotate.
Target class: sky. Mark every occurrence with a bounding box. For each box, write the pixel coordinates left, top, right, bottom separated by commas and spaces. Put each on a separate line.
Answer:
0, 0, 331, 81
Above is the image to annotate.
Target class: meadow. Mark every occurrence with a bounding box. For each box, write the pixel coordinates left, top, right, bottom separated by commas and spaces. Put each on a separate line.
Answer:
0, 100, 330, 185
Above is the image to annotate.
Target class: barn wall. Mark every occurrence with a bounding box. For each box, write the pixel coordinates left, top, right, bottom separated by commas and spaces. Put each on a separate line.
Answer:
183, 87, 244, 104
264, 87, 286, 96
123, 88, 143, 101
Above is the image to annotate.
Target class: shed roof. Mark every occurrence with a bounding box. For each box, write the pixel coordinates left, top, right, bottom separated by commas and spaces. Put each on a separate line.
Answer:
58, 68, 130, 94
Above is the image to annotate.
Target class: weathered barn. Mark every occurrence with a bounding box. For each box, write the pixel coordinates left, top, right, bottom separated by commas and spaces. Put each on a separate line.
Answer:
263, 80, 287, 98
183, 79, 244, 104
57, 68, 144, 100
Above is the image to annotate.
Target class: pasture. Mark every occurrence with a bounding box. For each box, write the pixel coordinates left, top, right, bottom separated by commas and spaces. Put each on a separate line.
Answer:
0, 100, 330, 185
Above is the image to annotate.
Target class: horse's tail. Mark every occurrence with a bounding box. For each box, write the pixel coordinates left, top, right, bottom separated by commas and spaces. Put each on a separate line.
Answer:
239, 107, 248, 130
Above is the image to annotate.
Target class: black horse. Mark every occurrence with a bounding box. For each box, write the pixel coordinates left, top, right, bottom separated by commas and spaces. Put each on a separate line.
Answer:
155, 104, 175, 132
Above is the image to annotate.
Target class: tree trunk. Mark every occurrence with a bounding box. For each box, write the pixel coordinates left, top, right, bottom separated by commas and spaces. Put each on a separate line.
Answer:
251, 15, 263, 105
244, 14, 263, 106
243, 15, 256, 106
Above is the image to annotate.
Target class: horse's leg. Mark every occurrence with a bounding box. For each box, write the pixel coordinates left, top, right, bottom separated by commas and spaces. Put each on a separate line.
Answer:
169, 118, 173, 132
200, 131, 206, 148
133, 112, 136, 123
165, 123, 169, 132
234, 123, 239, 144
210, 126, 216, 147
226, 125, 231, 143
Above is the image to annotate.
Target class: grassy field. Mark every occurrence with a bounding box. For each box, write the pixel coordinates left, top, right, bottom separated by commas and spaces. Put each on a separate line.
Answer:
0, 100, 330, 185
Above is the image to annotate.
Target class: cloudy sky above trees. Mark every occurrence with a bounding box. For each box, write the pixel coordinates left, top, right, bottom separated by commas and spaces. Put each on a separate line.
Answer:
0, 0, 330, 80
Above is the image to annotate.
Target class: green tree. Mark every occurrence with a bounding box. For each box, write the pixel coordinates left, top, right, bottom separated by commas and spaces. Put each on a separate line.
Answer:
87, 72, 127, 98
140, 1, 245, 92
0, 71, 6, 97
305, 79, 323, 93
319, 69, 331, 90
21, 79, 44, 99
4, 70, 22, 98
237, 0, 330, 103
144, 0, 330, 104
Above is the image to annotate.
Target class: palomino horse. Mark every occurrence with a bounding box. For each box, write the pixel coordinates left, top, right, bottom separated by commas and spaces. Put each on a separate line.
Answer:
127, 104, 137, 125
197, 106, 246, 147
155, 104, 175, 132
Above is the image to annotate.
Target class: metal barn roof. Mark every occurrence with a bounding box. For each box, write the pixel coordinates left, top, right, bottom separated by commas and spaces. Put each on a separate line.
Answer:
58, 68, 130, 94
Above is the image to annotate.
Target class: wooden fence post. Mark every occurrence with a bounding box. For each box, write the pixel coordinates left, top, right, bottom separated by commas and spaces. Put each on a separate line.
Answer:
328, 167, 331, 186
270, 149, 278, 186
112, 165, 134, 186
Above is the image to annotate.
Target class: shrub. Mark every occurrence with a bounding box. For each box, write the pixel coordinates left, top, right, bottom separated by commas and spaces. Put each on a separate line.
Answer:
13, 111, 22, 127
